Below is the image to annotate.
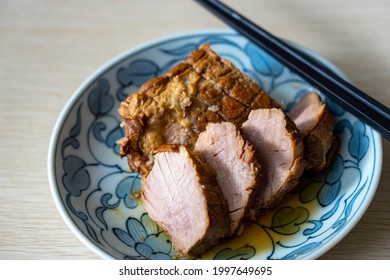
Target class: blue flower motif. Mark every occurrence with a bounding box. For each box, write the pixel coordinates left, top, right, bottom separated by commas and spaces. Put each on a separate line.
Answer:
88, 79, 114, 116
62, 155, 90, 196
289, 155, 344, 237
118, 60, 159, 87
106, 125, 124, 155
92, 121, 124, 155
113, 213, 172, 260
335, 120, 369, 164
160, 43, 200, 56
116, 60, 160, 101
318, 181, 341, 207
214, 246, 256, 260
298, 155, 344, 206
270, 207, 309, 235
116, 175, 142, 209
317, 155, 344, 206
349, 121, 369, 162
245, 42, 283, 77
280, 242, 322, 260
61, 104, 82, 157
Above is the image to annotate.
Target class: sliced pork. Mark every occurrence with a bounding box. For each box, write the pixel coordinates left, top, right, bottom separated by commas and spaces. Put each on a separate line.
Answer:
287, 92, 337, 173
141, 144, 230, 256
118, 45, 339, 256
241, 108, 304, 217
194, 122, 261, 235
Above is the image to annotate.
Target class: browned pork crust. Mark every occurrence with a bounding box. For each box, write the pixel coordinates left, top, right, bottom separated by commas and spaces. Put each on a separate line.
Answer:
118, 44, 277, 175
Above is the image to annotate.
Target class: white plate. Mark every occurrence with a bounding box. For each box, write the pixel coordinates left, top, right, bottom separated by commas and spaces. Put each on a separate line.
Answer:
48, 29, 382, 260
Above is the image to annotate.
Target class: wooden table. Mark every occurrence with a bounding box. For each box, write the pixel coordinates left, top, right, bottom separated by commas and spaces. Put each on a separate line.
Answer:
1, 0, 389, 260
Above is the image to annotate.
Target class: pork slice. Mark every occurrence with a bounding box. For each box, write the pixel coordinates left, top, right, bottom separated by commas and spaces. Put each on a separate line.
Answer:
287, 92, 337, 173
241, 108, 304, 217
194, 122, 261, 235
141, 144, 230, 256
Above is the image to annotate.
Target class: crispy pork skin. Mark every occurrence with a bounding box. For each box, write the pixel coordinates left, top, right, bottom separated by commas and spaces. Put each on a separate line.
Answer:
194, 122, 261, 235
141, 144, 230, 256
241, 108, 304, 217
118, 44, 277, 175
287, 92, 337, 172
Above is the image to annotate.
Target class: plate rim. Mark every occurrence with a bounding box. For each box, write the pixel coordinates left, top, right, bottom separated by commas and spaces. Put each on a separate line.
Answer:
47, 28, 383, 260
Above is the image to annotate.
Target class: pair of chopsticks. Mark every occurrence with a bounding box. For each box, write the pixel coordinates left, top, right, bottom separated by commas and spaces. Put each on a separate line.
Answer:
195, 0, 390, 140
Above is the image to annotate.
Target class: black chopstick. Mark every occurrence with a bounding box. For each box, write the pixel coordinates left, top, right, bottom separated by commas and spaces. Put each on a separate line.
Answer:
195, 0, 390, 140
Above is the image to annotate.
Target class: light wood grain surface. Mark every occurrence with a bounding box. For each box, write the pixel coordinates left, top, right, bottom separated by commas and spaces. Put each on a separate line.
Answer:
1, 0, 389, 260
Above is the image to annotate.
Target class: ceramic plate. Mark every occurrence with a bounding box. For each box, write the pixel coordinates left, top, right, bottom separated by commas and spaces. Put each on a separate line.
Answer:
48, 29, 382, 260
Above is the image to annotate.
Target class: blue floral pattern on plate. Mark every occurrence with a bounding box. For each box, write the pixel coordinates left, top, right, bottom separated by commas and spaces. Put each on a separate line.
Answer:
49, 30, 382, 260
